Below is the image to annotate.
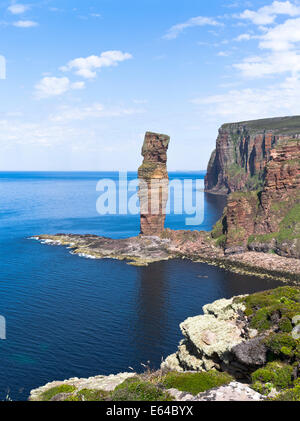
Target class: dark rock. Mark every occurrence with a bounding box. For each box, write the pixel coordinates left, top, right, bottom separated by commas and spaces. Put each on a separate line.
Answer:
270, 311, 281, 325
232, 337, 267, 367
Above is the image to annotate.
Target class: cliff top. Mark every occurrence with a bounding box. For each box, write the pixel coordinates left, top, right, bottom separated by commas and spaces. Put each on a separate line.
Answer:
222, 115, 300, 135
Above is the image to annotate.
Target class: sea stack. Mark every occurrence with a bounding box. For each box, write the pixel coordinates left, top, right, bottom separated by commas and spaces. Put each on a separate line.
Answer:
138, 132, 170, 236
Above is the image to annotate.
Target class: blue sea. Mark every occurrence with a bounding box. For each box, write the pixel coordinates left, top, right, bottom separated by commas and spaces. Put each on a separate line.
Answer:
0, 172, 283, 401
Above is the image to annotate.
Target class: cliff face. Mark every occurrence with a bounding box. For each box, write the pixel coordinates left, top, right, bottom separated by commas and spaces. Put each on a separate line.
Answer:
213, 138, 300, 258
205, 116, 300, 194
138, 132, 170, 236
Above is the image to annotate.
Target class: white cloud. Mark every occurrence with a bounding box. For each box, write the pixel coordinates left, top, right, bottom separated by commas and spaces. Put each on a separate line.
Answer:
8, 4, 29, 14
61, 50, 133, 79
13, 20, 38, 28
0, 118, 80, 147
234, 16, 300, 77
49, 103, 145, 122
164, 16, 221, 40
234, 33, 252, 41
191, 75, 300, 121
218, 51, 231, 57
259, 17, 300, 50
234, 50, 300, 77
239, 1, 300, 25
71, 81, 85, 90
34, 77, 85, 99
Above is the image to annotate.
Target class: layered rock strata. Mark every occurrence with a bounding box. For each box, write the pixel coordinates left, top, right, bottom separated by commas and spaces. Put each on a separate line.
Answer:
217, 138, 300, 256
205, 116, 300, 195
138, 132, 170, 236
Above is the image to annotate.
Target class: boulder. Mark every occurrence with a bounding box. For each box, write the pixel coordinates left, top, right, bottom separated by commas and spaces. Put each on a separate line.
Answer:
231, 337, 267, 367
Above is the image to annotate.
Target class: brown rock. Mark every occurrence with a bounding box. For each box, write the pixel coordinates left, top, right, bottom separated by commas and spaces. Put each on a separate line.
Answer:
205, 116, 300, 194
213, 135, 300, 257
138, 132, 170, 236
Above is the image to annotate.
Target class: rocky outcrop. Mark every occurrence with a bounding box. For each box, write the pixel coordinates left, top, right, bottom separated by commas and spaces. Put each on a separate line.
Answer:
29, 372, 136, 401
33, 234, 173, 266
161, 296, 251, 378
32, 232, 300, 281
138, 132, 170, 236
166, 382, 264, 401
190, 382, 264, 401
215, 138, 300, 257
205, 116, 300, 195
162, 286, 300, 386
28, 287, 300, 401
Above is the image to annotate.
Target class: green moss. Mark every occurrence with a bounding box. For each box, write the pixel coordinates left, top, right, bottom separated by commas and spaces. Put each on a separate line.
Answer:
66, 389, 109, 401
264, 333, 297, 358
223, 116, 300, 136
162, 371, 233, 396
227, 163, 246, 178
111, 377, 172, 401
251, 362, 293, 391
138, 162, 163, 180
240, 287, 300, 366
249, 308, 272, 331
39, 384, 76, 401
211, 219, 224, 239
272, 383, 300, 401
240, 287, 300, 319
281, 346, 294, 357
247, 232, 277, 245
215, 234, 226, 248
276, 203, 300, 244
211, 215, 227, 248
245, 174, 264, 191
279, 318, 293, 333
252, 381, 274, 395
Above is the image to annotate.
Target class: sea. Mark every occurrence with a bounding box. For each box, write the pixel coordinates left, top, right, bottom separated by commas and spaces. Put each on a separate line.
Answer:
0, 172, 283, 400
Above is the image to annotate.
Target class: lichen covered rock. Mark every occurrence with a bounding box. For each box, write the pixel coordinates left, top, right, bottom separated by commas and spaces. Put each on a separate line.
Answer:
162, 286, 300, 390
29, 372, 136, 401
162, 296, 248, 375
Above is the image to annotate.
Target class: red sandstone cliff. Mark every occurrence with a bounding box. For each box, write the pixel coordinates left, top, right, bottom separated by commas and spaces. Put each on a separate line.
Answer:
215, 138, 300, 258
138, 132, 170, 236
205, 116, 300, 194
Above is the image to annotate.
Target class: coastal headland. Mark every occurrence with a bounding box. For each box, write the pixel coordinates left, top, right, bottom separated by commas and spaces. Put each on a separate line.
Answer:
29, 118, 300, 401
34, 117, 300, 283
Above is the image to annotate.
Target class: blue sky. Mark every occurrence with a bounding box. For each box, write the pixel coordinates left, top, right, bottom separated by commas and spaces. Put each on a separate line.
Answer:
1, 0, 300, 171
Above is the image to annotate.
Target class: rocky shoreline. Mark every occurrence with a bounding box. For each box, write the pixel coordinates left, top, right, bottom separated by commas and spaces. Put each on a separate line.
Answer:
29, 286, 300, 401
32, 230, 300, 283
